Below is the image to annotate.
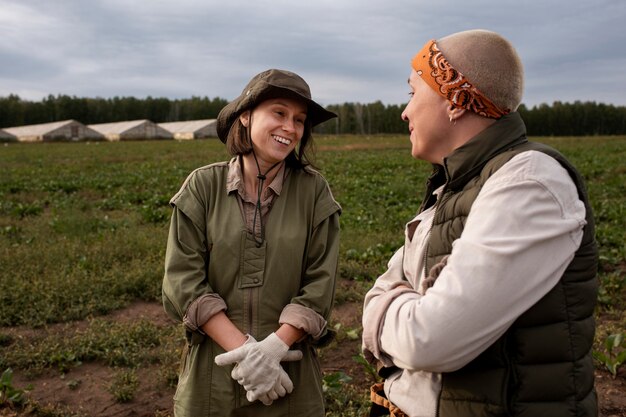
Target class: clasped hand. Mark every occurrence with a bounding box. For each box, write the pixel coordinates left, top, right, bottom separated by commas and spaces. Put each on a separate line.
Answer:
215, 332, 302, 405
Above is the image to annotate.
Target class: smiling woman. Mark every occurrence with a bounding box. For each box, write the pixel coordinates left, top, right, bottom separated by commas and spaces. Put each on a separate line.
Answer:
162, 69, 342, 417
239, 98, 307, 169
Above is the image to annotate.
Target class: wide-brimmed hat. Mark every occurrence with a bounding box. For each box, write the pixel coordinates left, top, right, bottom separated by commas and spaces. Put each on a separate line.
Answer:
216, 69, 337, 143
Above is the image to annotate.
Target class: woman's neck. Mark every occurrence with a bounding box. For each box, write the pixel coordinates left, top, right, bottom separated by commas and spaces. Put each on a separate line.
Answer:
241, 153, 282, 196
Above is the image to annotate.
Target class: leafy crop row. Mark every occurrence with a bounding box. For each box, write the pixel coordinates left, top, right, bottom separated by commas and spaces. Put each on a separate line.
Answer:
0, 135, 624, 415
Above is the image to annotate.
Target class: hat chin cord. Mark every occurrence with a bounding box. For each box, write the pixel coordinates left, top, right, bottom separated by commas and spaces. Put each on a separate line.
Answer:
246, 116, 281, 247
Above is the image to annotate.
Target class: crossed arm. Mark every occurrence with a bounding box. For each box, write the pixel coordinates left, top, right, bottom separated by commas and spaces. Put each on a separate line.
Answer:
363, 152, 587, 372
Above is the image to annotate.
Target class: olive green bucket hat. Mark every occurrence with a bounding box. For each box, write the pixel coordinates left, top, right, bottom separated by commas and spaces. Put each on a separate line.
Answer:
216, 69, 337, 143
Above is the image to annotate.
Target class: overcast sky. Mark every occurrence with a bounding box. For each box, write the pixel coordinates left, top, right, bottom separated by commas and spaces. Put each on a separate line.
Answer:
1, 0, 625, 108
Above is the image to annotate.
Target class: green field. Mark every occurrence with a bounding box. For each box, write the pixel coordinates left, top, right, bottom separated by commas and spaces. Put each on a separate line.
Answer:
1, 135, 625, 415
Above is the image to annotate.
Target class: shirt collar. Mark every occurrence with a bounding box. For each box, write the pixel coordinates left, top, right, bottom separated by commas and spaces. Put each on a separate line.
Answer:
227, 155, 288, 198
226, 156, 242, 195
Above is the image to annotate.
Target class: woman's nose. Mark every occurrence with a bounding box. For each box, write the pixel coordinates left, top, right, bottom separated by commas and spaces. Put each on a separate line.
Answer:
283, 119, 296, 132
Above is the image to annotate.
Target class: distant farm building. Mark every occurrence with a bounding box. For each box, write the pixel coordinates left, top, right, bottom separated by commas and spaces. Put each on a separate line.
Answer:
88, 119, 173, 141
158, 119, 218, 140
0, 129, 17, 142
3, 120, 104, 142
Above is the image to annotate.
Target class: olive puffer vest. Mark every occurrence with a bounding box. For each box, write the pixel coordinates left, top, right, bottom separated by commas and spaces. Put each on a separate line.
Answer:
420, 113, 598, 417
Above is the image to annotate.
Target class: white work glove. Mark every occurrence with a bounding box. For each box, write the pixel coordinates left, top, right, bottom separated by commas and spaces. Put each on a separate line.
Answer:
255, 368, 293, 405
214, 333, 302, 404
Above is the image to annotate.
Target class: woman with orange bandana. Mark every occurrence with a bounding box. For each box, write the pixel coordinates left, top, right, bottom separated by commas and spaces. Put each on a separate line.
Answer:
362, 29, 598, 417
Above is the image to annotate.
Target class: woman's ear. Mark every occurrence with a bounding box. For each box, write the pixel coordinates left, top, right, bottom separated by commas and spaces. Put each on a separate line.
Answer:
447, 105, 466, 122
239, 111, 250, 127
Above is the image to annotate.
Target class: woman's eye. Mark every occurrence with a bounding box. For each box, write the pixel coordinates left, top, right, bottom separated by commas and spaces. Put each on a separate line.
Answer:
408, 92, 415, 98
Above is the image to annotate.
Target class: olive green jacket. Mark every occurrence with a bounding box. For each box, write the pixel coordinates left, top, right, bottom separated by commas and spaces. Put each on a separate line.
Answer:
162, 161, 341, 417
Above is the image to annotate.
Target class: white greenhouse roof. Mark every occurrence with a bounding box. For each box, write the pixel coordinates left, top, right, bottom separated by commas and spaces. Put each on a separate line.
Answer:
87, 119, 152, 134
4, 119, 77, 136
158, 119, 216, 133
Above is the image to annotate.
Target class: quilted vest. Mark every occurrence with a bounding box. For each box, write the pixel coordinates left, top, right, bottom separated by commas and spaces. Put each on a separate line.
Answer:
420, 113, 598, 417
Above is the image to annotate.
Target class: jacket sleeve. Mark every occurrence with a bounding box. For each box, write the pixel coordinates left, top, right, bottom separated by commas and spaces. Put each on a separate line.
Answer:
279, 180, 341, 342
361, 247, 415, 365
378, 152, 586, 372
162, 176, 226, 335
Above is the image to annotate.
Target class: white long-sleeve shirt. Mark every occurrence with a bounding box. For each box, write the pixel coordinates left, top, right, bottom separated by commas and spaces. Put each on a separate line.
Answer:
362, 151, 587, 417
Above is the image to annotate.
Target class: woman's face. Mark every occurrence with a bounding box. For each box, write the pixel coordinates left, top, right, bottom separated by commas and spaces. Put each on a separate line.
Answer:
240, 97, 307, 166
401, 70, 451, 164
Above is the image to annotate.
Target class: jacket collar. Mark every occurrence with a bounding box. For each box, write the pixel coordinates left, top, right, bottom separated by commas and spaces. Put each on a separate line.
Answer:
442, 112, 527, 191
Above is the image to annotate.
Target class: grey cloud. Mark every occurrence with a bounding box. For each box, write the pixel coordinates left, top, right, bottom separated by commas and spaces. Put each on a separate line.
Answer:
1, 0, 625, 106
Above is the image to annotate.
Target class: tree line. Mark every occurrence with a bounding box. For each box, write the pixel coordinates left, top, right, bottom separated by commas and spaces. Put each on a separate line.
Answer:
1, 94, 625, 136
0, 94, 228, 128
314, 101, 626, 136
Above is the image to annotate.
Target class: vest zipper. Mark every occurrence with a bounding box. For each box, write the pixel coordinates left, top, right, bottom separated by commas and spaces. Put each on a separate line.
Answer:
422, 183, 449, 278
435, 381, 443, 417
422, 223, 434, 278
425, 177, 449, 417
421, 162, 451, 277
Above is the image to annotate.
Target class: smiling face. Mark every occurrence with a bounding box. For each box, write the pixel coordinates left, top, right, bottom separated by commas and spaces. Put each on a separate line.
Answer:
240, 97, 307, 168
401, 70, 452, 164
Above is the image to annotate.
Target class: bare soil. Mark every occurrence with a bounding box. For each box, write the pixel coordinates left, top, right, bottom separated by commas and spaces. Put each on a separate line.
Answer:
3, 298, 625, 417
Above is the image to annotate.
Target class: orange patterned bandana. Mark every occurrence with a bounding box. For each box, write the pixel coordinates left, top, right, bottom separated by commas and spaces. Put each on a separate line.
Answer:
411, 39, 509, 119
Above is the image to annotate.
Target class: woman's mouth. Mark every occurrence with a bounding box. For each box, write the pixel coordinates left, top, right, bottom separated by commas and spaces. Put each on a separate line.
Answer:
272, 135, 292, 146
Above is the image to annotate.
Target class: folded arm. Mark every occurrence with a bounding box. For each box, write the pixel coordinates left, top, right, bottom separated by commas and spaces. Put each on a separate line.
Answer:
370, 152, 587, 372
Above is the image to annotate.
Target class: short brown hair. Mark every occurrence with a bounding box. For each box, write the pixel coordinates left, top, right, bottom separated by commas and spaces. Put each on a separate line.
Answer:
437, 30, 524, 112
